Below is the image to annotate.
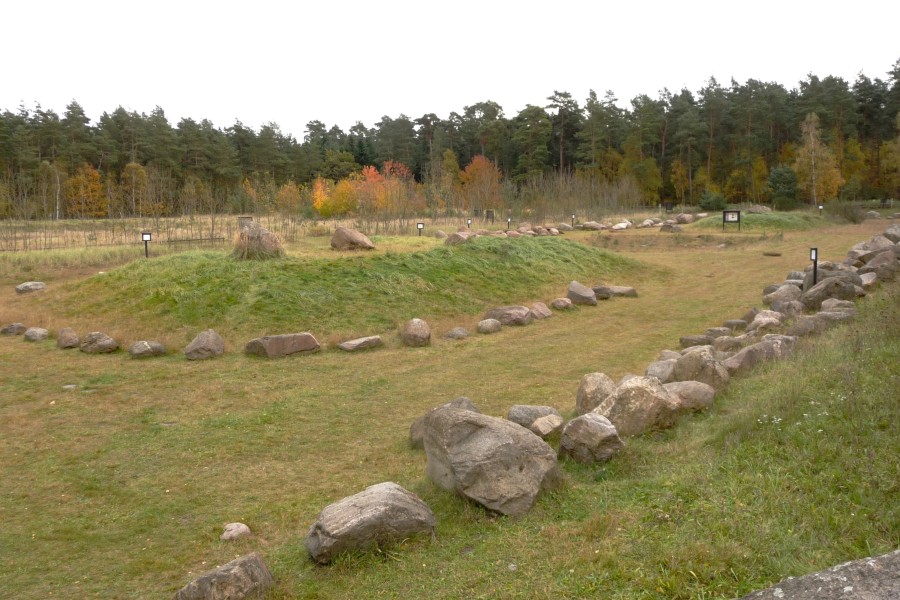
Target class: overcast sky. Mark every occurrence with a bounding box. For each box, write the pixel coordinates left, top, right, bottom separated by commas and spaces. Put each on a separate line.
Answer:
3, 1, 897, 140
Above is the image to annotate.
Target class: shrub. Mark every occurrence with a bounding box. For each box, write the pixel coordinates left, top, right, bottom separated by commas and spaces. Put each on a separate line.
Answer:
699, 191, 726, 211
232, 223, 285, 260
824, 199, 864, 224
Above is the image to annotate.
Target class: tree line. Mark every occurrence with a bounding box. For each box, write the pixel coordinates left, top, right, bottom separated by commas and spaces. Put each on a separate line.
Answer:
2, 59, 900, 221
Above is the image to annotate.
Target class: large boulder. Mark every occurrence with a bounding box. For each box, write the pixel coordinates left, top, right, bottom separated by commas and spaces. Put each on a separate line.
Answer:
846, 235, 895, 262
244, 332, 320, 358
409, 397, 480, 449
672, 346, 730, 390
304, 482, 436, 565
56, 327, 80, 349
231, 223, 284, 260
567, 281, 597, 306
675, 213, 695, 224
184, 329, 224, 360
444, 231, 475, 246
477, 319, 502, 334
884, 224, 900, 243
423, 408, 558, 516
737, 548, 900, 600
680, 334, 714, 348
723, 334, 796, 375
763, 284, 802, 306
594, 376, 681, 437
220, 522, 252, 541
337, 335, 383, 351
858, 250, 899, 281
80, 332, 119, 354
483, 306, 533, 326
529, 302, 552, 319
644, 359, 677, 383
173, 552, 275, 600
747, 309, 786, 334
800, 277, 858, 310
558, 413, 624, 464
330, 226, 375, 250
1, 323, 27, 336
400, 318, 431, 347
24, 327, 48, 342
15, 281, 46, 294
128, 340, 166, 358
575, 372, 617, 415
802, 267, 862, 292
664, 381, 716, 412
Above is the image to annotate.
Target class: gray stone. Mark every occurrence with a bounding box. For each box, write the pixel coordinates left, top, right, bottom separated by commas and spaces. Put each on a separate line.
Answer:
800, 278, 858, 311
802, 267, 863, 292
594, 376, 680, 437
883, 224, 900, 243
184, 329, 223, 360
723, 335, 796, 375
56, 327, 79, 349
737, 548, 900, 600
529, 413, 565, 438
582, 221, 605, 230
658, 349, 682, 361
664, 381, 716, 412
705, 327, 732, 338
401, 318, 431, 347
820, 298, 856, 313
865, 210, 882, 219
557, 223, 574, 231
477, 319, 502, 334
444, 231, 475, 246
747, 310, 786, 334
680, 334, 714, 348
507, 405, 562, 429
410, 397, 480, 450
787, 270, 806, 281
529, 302, 552, 319
593, 285, 637, 298
423, 408, 558, 516
858, 250, 899, 281
24, 327, 48, 342
173, 552, 274, 600
220, 522, 252, 541
675, 213, 695, 224
81, 332, 119, 354
558, 413, 625, 464
576, 372, 617, 415
723, 319, 748, 331
337, 335, 383, 351
550, 297, 573, 310
764, 284, 802, 306
644, 359, 677, 383
1, 323, 27, 336
860, 272, 878, 289
673, 346, 730, 391
129, 340, 167, 358
567, 281, 597, 305
244, 332, 319, 358
330, 226, 375, 250
660, 223, 683, 233
483, 306, 533, 326
770, 300, 805, 318
15, 281, 46, 294
434, 230, 448, 239
305, 482, 435, 564
443, 327, 470, 340
714, 335, 745, 352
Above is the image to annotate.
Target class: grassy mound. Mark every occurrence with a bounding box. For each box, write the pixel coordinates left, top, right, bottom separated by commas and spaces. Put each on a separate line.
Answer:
692, 211, 824, 231
47, 235, 642, 339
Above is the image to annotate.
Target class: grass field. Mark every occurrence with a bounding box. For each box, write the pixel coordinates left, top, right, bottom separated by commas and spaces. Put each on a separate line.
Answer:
0, 217, 897, 599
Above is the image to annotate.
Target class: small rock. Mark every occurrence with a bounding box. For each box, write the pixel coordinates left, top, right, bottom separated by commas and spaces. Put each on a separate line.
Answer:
443, 327, 469, 340
129, 340, 167, 358
24, 327, 49, 342
558, 413, 625, 464
173, 552, 274, 600
401, 318, 431, 347
15, 281, 46, 294
1, 323, 27, 336
567, 281, 597, 306
57, 327, 80, 349
337, 335, 383, 351
550, 298, 573, 310
477, 319, 502, 334
81, 332, 119, 354
221, 522, 252, 541
529, 302, 552, 319
184, 329, 223, 360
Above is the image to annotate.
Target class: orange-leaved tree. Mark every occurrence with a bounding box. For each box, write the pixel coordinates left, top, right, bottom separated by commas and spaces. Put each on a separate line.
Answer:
460, 155, 502, 211
66, 163, 106, 218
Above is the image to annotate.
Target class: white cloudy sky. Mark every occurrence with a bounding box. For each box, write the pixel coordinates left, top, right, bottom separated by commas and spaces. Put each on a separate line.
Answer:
3, 0, 897, 140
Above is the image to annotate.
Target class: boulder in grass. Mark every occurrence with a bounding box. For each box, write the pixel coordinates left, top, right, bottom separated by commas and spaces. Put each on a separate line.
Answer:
821, 298, 856, 313
664, 381, 716, 412
330, 226, 375, 251
576, 372, 617, 415
305, 482, 436, 565
883, 224, 900, 243
567, 281, 597, 306
550, 297, 573, 310
529, 302, 552, 319
800, 277, 858, 310
860, 272, 878, 290
507, 405, 564, 438
680, 334, 714, 348
15, 281, 46, 294
477, 318, 502, 334
747, 204, 772, 214
594, 376, 680, 437
184, 329, 224, 360
722, 334, 796, 376
672, 346, 730, 391
444, 231, 475, 246
129, 340, 167, 358
244, 333, 320, 358
1, 323, 27, 336
723, 319, 748, 331
747, 310, 786, 334
337, 335, 383, 352
858, 250, 899, 281
763, 284, 802, 306
675, 213, 695, 224
220, 522, 252, 541
400, 318, 431, 347
173, 552, 274, 600
56, 327, 80, 349
557, 223, 574, 232
659, 223, 683, 233
594, 285, 638, 298
232, 223, 285, 260
483, 306, 533, 326
558, 413, 625, 464
24, 327, 48, 342
434, 230, 448, 239
645, 359, 676, 384
423, 408, 558, 516
737, 548, 900, 600
443, 327, 470, 340
81, 332, 119, 354
410, 397, 479, 450
582, 221, 604, 231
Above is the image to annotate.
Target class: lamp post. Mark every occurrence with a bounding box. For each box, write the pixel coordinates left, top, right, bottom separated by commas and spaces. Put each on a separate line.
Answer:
466, 218, 472, 229
810, 247, 818, 285
416, 222, 424, 237
507, 217, 512, 230
818, 205, 824, 216
141, 231, 152, 258
571, 213, 576, 228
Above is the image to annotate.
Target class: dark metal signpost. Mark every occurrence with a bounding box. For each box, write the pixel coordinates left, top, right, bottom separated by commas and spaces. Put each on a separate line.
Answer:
722, 210, 741, 232
141, 231, 152, 258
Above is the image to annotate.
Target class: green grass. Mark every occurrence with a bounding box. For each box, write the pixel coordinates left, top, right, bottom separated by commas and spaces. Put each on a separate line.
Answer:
692, 211, 824, 232
39, 236, 642, 341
